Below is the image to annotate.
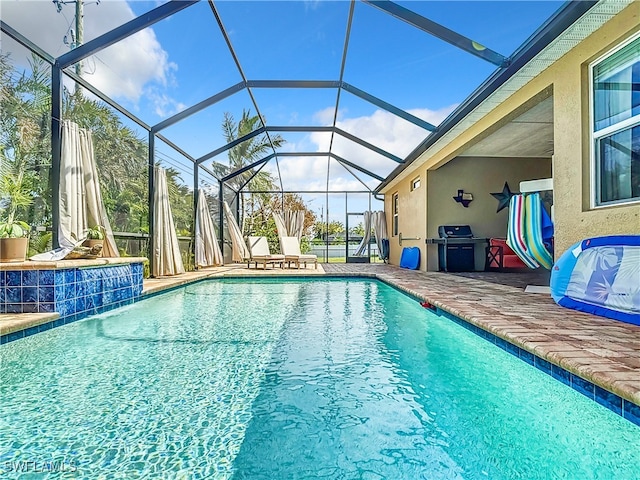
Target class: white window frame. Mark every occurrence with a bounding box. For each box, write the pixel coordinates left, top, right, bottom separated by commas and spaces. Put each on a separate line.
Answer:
411, 176, 421, 191
589, 32, 640, 208
392, 192, 399, 236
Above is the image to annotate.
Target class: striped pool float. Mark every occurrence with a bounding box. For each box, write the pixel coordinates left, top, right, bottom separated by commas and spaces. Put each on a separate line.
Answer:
523, 193, 554, 270
506, 194, 539, 269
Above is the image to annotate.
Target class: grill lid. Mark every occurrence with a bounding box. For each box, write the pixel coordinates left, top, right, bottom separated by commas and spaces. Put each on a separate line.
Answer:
438, 225, 474, 238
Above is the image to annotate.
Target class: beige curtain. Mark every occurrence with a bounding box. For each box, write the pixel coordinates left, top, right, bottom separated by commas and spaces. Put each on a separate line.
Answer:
372, 210, 389, 261
273, 210, 304, 240
152, 166, 185, 276
353, 211, 372, 256
273, 212, 287, 239
59, 120, 118, 256
195, 189, 223, 267
223, 201, 249, 262
284, 210, 304, 240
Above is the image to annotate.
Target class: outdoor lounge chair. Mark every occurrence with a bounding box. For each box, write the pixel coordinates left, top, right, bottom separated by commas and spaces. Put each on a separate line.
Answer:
280, 236, 317, 269
247, 236, 285, 269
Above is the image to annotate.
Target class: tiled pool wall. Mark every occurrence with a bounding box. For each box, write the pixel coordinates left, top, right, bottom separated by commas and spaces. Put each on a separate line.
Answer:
0, 263, 143, 343
435, 308, 640, 428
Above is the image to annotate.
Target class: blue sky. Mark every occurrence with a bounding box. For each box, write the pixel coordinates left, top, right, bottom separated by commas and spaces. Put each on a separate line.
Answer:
2, 0, 564, 218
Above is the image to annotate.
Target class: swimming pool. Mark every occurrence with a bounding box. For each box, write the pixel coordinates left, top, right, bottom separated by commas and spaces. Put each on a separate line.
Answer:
1, 278, 639, 478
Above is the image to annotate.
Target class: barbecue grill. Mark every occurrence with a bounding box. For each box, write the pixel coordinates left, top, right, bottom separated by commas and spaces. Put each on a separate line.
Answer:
424, 225, 488, 272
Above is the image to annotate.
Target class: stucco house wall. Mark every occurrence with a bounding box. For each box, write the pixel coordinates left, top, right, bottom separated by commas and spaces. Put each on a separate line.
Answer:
382, 3, 639, 268
425, 157, 552, 271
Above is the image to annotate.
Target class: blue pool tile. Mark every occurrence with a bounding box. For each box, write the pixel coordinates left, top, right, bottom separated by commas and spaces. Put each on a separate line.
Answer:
64, 284, 76, 301
6, 271, 21, 286
103, 290, 114, 305
495, 337, 508, 351
0, 335, 7, 344
22, 270, 38, 286
64, 269, 75, 285
25, 326, 41, 339
86, 295, 96, 311
479, 329, 494, 342
595, 386, 622, 415
0, 287, 4, 304
55, 270, 65, 285
39, 303, 55, 313
76, 281, 86, 298
0, 303, 5, 314
39, 270, 54, 285
519, 350, 535, 366
22, 303, 38, 313
535, 357, 553, 375
7, 303, 22, 313
505, 341, 520, 357
86, 279, 99, 295
38, 286, 54, 303
64, 299, 76, 316
6, 330, 25, 342
0, 270, 5, 284
551, 365, 571, 386
54, 284, 65, 301
22, 286, 38, 303
91, 293, 103, 308
623, 401, 640, 426
6, 287, 21, 303
38, 322, 53, 332
573, 376, 595, 399
75, 296, 86, 313
53, 318, 64, 328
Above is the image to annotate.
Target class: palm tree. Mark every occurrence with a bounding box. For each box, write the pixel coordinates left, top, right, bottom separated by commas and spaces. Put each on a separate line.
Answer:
212, 109, 285, 233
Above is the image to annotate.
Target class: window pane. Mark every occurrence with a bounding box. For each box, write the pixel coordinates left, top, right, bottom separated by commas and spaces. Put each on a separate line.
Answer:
597, 125, 640, 204
593, 36, 640, 131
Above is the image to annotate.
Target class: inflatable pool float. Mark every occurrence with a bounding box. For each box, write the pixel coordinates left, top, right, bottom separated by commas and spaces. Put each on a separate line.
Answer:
550, 235, 640, 325
399, 247, 420, 270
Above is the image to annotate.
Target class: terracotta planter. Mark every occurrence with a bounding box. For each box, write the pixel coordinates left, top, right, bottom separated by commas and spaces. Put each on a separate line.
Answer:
0, 237, 28, 263
83, 239, 104, 257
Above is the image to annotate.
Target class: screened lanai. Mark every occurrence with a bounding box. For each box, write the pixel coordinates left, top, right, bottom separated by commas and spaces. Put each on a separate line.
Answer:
1, 0, 591, 273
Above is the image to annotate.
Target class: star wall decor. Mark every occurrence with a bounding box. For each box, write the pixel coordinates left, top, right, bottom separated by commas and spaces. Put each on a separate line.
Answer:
491, 182, 516, 213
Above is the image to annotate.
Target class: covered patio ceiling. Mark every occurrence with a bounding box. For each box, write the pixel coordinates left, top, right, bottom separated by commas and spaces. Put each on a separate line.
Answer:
1, 0, 589, 197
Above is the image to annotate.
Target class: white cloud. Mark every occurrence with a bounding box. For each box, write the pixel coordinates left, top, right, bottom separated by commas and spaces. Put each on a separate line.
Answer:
313, 106, 338, 125
262, 104, 457, 192
2, 0, 178, 113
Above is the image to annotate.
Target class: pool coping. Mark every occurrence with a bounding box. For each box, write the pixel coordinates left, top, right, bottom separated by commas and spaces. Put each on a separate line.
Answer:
2, 264, 639, 426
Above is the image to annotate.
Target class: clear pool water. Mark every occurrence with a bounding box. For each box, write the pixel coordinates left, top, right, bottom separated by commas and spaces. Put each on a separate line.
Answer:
1, 278, 639, 479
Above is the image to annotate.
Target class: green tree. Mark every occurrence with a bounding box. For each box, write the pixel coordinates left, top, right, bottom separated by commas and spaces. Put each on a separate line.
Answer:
212, 109, 285, 233
0, 53, 51, 250
313, 220, 345, 241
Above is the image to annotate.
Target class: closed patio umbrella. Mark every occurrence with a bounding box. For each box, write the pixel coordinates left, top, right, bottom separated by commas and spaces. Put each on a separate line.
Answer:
59, 120, 118, 256
284, 210, 304, 240
273, 212, 287, 239
372, 211, 389, 261
274, 210, 304, 240
152, 166, 185, 276
353, 211, 372, 256
223, 201, 250, 262
195, 189, 223, 267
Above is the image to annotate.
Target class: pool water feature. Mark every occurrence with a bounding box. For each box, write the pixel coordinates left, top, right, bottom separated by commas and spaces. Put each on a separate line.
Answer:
1, 278, 639, 479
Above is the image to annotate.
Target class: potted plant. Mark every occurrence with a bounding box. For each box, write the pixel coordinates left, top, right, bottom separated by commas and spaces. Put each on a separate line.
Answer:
0, 163, 32, 263
83, 225, 105, 257
0, 219, 30, 262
